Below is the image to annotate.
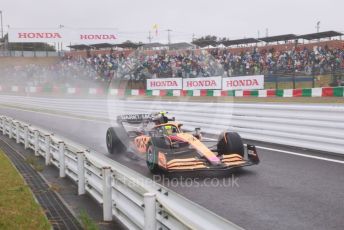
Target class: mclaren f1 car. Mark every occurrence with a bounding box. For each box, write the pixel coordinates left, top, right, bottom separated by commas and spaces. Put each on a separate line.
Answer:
106, 112, 259, 173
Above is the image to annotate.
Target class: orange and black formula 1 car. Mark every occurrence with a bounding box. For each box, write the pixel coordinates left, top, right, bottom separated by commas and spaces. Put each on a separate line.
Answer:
106, 112, 259, 173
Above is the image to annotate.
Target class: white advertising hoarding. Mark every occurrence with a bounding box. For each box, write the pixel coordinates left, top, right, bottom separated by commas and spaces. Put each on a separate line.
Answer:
69, 29, 118, 43
147, 78, 183, 90
183, 76, 222, 90
222, 75, 264, 90
8, 28, 119, 43
8, 28, 65, 42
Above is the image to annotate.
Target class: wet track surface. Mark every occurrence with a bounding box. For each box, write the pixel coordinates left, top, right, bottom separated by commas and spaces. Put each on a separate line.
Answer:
0, 103, 344, 230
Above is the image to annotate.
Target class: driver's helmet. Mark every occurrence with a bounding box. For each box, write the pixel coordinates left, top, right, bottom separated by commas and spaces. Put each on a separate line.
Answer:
164, 125, 179, 135
159, 111, 167, 116
156, 125, 177, 136
164, 125, 173, 135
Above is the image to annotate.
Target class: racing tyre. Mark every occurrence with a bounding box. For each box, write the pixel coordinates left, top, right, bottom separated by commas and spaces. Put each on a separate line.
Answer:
217, 132, 244, 157
146, 144, 162, 174
106, 126, 128, 154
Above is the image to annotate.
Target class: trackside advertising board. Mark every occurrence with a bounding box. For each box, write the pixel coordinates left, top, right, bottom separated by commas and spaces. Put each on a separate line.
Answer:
8, 28, 65, 43
146, 75, 264, 90
222, 75, 264, 90
147, 78, 183, 90
8, 28, 119, 43
183, 76, 222, 90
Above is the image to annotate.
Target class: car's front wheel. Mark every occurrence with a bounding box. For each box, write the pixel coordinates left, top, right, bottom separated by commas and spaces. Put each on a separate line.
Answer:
146, 144, 162, 174
217, 132, 244, 157
106, 126, 128, 154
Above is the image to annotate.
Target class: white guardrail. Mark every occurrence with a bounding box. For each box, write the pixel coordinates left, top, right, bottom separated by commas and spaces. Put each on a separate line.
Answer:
0, 96, 342, 154
0, 115, 242, 230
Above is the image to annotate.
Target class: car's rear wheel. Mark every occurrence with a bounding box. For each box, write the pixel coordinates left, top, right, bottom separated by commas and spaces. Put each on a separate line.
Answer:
146, 144, 162, 174
217, 132, 244, 157
106, 126, 128, 154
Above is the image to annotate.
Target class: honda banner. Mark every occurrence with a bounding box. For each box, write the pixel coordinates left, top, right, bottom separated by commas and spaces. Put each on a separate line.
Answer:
183, 76, 222, 90
147, 78, 183, 90
222, 75, 264, 90
8, 28, 65, 42
8, 28, 119, 43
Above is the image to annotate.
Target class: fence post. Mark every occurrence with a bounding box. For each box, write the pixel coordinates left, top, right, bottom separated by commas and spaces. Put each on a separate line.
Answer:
24, 126, 29, 149
292, 72, 296, 89
102, 167, 112, 221
45, 135, 51, 165
15, 122, 20, 144
144, 193, 157, 230
2, 117, 5, 135
112, 175, 119, 216
77, 152, 85, 195
59, 142, 66, 178
34, 130, 39, 156
9, 119, 13, 139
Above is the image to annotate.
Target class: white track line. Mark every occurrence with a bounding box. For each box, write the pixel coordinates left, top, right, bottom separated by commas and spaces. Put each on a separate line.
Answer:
2, 105, 344, 165
256, 146, 344, 164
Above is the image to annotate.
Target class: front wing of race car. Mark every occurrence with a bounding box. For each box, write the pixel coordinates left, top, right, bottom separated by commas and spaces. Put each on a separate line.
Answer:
157, 144, 259, 172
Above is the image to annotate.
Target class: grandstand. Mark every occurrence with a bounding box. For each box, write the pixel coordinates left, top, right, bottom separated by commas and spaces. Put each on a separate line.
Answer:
1, 30, 343, 90
64, 30, 343, 55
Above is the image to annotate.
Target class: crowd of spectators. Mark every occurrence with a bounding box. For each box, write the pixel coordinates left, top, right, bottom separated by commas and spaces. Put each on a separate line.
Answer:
0, 45, 343, 88
216, 45, 344, 77
79, 45, 344, 81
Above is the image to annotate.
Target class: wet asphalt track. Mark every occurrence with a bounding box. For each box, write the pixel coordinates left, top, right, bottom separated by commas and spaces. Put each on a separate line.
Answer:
0, 100, 343, 230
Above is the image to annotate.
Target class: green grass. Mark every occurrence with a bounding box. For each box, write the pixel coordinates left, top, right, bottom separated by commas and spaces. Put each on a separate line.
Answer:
25, 155, 45, 172
0, 150, 51, 230
79, 209, 99, 230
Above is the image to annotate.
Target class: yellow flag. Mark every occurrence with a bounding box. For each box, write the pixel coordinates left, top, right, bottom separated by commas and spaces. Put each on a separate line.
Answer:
152, 24, 159, 36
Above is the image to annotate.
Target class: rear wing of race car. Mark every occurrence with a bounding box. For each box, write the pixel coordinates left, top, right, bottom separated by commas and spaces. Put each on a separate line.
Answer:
117, 113, 152, 124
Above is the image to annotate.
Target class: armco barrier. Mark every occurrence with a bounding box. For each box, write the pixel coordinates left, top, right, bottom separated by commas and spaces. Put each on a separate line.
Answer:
0, 115, 242, 230
0, 96, 343, 154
